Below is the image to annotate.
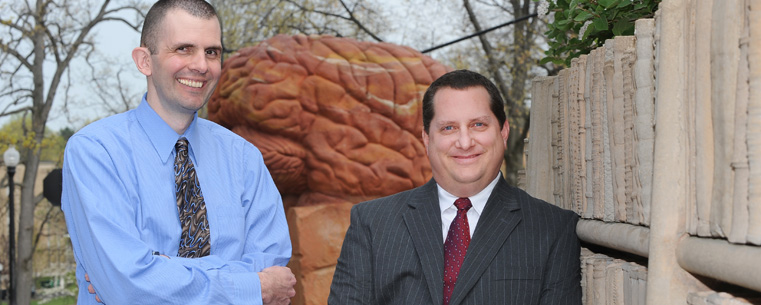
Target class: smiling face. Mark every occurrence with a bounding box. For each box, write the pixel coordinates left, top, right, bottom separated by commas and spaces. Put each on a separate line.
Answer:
422, 86, 509, 198
134, 8, 222, 127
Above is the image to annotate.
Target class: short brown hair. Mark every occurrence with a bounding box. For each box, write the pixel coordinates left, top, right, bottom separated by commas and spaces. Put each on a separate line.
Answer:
140, 0, 219, 54
422, 69, 507, 133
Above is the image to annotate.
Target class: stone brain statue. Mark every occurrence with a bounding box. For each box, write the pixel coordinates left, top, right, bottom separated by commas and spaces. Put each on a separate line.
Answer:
208, 34, 450, 208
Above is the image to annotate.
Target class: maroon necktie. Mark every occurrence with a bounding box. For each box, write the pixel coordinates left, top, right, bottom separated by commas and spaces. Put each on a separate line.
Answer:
443, 197, 472, 305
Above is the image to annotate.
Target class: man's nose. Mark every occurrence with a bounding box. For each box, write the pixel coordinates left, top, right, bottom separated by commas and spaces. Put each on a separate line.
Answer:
188, 51, 209, 73
456, 129, 475, 149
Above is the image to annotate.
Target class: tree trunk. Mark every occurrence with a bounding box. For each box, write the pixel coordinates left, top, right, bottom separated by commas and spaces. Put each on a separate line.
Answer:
502, 0, 535, 185
16, 150, 40, 305
1, 0, 142, 302
14, 0, 48, 303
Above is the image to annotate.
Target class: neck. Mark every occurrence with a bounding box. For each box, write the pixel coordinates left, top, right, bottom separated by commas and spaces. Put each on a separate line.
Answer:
436, 173, 501, 198
442, 183, 487, 198
161, 112, 194, 135
145, 92, 195, 134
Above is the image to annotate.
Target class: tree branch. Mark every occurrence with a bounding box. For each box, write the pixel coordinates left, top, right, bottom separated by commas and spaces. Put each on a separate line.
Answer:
337, 0, 383, 42
32, 206, 55, 253
462, 0, 512, 109
0, 40, 34, 70
0, 105, 33, 118
282, 0, 382, 41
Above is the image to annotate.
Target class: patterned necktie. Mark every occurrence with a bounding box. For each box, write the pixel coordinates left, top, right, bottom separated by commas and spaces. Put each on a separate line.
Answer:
174, 138, 211, 258
443, 197, 472, 305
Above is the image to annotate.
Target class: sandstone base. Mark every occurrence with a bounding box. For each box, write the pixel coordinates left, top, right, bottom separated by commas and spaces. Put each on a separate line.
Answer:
287, 202, 353, 305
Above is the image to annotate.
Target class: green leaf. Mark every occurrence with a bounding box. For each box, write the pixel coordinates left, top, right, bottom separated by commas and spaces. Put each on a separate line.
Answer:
540, 56, 566, 66
598, 0, 618, 9
612, 19, 634, 36
556, 21, 573, 31
539, 57, 555, 65
542, 0, 661, 66
574, 11, 594, 22
618, 0, 633, 8
592, 16, 609, 30
580, 27, 594, 40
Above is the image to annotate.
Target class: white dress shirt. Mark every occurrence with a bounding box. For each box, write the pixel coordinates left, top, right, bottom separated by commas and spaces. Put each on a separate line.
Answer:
437, 173, 502, 241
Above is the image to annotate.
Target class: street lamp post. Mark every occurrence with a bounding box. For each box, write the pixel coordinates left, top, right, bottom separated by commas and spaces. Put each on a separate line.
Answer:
4, 145, 20, 305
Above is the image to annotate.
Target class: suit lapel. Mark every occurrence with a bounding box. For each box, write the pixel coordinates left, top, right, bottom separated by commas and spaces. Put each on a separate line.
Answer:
403, 179, 445, 305
449, 178, 522, 305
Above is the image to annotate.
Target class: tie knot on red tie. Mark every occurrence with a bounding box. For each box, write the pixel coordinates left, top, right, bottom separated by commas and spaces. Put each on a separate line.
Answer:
454, 197, 472, 211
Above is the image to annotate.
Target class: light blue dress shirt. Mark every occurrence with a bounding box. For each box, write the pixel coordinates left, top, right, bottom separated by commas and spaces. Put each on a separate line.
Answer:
62, 95, 291, 304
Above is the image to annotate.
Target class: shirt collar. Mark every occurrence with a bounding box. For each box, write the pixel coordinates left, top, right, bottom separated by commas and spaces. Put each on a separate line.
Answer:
437, 173, 502, 216
135, 93, 200, 163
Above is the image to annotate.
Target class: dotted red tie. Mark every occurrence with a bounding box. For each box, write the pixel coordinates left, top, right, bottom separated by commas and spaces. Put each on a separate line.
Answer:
443, 197, 472, 305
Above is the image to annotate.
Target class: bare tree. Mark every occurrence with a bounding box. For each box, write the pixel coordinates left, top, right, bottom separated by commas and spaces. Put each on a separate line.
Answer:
283, 0, 384, 41
452, 0, 549, 185
83, 56, 142, 116
213, 0, 387, 53
0, 0, 144, 303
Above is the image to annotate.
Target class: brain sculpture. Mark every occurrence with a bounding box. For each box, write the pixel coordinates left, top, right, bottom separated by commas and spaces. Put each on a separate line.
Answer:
208, 34, 450, 207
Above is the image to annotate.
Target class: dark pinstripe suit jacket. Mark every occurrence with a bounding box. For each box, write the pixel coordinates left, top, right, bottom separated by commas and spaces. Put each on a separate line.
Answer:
328, 177, 582, 305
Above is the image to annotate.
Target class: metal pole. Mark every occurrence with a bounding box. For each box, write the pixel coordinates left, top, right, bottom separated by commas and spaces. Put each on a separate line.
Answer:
7, 166, 15, 305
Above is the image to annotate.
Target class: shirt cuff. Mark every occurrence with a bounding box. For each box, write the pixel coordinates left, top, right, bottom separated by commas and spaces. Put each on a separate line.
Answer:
227, 272, 262, 304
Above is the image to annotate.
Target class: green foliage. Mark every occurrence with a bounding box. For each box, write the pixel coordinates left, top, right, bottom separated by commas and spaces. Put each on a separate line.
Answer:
39, 296, 77, 305
64, 271, 78, 294
537, 0, 660, 66
35, 276, 56, 289
0, 116, 69, 164
0, 295, 77, 305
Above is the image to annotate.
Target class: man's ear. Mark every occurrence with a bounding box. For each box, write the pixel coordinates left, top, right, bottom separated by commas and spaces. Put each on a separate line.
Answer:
422, 130, 430, 155
501, 120, 510, 148
132, 47, 152, 77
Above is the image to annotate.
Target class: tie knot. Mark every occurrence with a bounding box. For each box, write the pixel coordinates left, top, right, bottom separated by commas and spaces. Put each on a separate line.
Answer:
175, 138, 189, 152
454, 198, 472, 211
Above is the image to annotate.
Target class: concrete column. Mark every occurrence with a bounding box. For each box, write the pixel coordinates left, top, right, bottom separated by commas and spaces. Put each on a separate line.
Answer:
645, 0, 693, 303
677, 236, 761, 292
576, 219, 650, 258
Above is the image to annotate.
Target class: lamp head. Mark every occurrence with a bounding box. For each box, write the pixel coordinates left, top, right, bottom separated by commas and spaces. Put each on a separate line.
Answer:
4, 145, 20, 167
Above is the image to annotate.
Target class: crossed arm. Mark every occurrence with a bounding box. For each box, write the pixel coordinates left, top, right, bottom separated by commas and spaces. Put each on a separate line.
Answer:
84, 266, 295, 304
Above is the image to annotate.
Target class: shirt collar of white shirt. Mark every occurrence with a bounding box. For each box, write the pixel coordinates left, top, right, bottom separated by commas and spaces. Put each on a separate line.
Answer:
437, 174, 502, 241
437, 173, 501, 216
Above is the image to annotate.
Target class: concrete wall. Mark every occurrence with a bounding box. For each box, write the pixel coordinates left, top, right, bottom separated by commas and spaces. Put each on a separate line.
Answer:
526, 0, 761, 303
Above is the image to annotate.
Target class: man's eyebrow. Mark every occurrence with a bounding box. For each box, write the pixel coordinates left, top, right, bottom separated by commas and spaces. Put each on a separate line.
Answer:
435, 116, 492, 126
169, 43, 194, 50
470, 116, 492, 122
435, 119, 457, 126
169, 43, 223, 51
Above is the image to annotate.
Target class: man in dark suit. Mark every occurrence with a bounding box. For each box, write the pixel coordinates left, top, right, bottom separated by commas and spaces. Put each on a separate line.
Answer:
328, 69, 582, 305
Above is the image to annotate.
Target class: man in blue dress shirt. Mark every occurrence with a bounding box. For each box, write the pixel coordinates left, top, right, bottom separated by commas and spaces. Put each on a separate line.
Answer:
61, 0, 295, 304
